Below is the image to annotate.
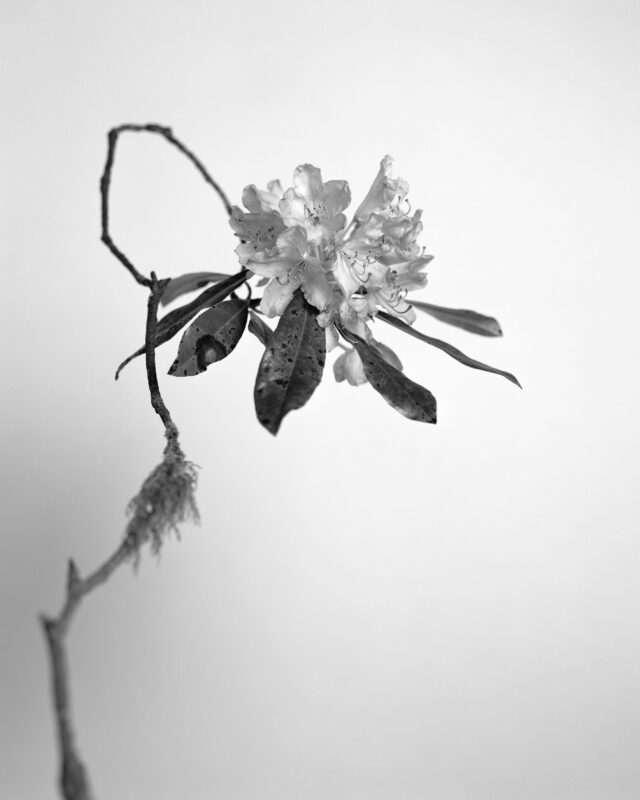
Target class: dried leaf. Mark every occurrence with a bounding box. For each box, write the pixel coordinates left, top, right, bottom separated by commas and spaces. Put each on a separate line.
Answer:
412, 300, 503, 337
344, 328, 437, 424
378, 311, 521, 388
168, 299, 249, 377
254, 292, 326, 435
160, 271, 232, 306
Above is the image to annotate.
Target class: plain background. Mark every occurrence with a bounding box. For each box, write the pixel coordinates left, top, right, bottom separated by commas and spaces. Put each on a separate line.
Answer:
2, 1, 639, 798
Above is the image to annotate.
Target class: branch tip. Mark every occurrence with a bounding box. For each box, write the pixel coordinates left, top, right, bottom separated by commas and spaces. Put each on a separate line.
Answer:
40, 614, 54, 632
66, 560, 81, 594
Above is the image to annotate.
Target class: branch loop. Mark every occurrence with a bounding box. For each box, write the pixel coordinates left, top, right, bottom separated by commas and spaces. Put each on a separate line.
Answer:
100, 122, 234, 287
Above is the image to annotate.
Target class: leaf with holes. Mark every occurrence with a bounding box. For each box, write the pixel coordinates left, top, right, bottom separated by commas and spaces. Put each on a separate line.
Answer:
160, 271, 232, 306
412, 300, 503, 337
115, 269, 247, 378
247, 310, 273, 348
344, 328, 437, 424
378, 311, 521, 387
254, 291, 326, 435
168, 299, 249, 377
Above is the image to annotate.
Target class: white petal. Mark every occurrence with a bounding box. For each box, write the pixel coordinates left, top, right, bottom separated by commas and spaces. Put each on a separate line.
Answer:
354, 155, 410, 222
402, 306, 417, 324
320, 213, 348, 239
332, 252, 363, 298
322, 180, 351, 215
245, 256, 300, 278
230, 209, 285, 249
279, 188, 307, 227
292, 164, 324, 204
259, 276, 301, 317
394, 256, 431, 291
343, 348, 368, 385
301, 268, 334, 313
242, 185, 263, 213
353, 155, 393, 222
378, 296, 416, 324
267, 179, 283, 195
333, 348, 366, 385
275, 224, 307, 257
348, 293, 376, 320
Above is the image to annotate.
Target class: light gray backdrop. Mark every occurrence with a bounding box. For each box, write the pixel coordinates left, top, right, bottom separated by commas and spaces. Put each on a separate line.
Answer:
2, 1, 639, 798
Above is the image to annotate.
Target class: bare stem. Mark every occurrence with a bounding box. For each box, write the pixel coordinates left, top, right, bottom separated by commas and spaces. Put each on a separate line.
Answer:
146, 272, 179, 443
42, 236, 198, 798
40, 545, 131, 800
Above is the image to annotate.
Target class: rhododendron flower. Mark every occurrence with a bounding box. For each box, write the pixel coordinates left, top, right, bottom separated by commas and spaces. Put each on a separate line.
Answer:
229, 155, 432, 378
279, 164, 351, 243
242, 180, 284, 213
353, 155, 410, 222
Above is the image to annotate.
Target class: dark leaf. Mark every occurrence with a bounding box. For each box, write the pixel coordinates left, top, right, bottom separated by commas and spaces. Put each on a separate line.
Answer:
378, 311, 521, 388
254, 291, 326, 435
115, 269, 247, 379
160, 271, 232, 306
168, 298, 249, 377
248, 310, 273, 347
412, 300, 503, 337
343, 327, 437, 424
155, 270, 247, 343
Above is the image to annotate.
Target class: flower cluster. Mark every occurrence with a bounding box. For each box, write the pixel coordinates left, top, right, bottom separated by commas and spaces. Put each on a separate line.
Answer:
230, 156, 432, 385
111, 128, 518, 436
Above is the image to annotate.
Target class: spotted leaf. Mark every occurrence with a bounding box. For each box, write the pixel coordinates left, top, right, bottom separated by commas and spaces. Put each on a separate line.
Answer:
115, 269, 247, 379
343, 327, 437, 424
254, 291, 326, 435
168, 298, 249, 377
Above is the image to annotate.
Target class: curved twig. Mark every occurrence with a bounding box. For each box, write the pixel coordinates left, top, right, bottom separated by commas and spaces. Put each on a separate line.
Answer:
99, 123, 234, 287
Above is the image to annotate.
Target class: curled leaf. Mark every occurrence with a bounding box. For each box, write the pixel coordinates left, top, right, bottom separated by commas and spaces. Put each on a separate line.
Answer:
378, 311, 521, 388
115, 269, 247, 379
168, 298, 249, 377
160, 271, 232, 306
254, 291, 326, 435
341, 327, 437, 424
412, 300, 503, 337
154, 271, 247, 347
